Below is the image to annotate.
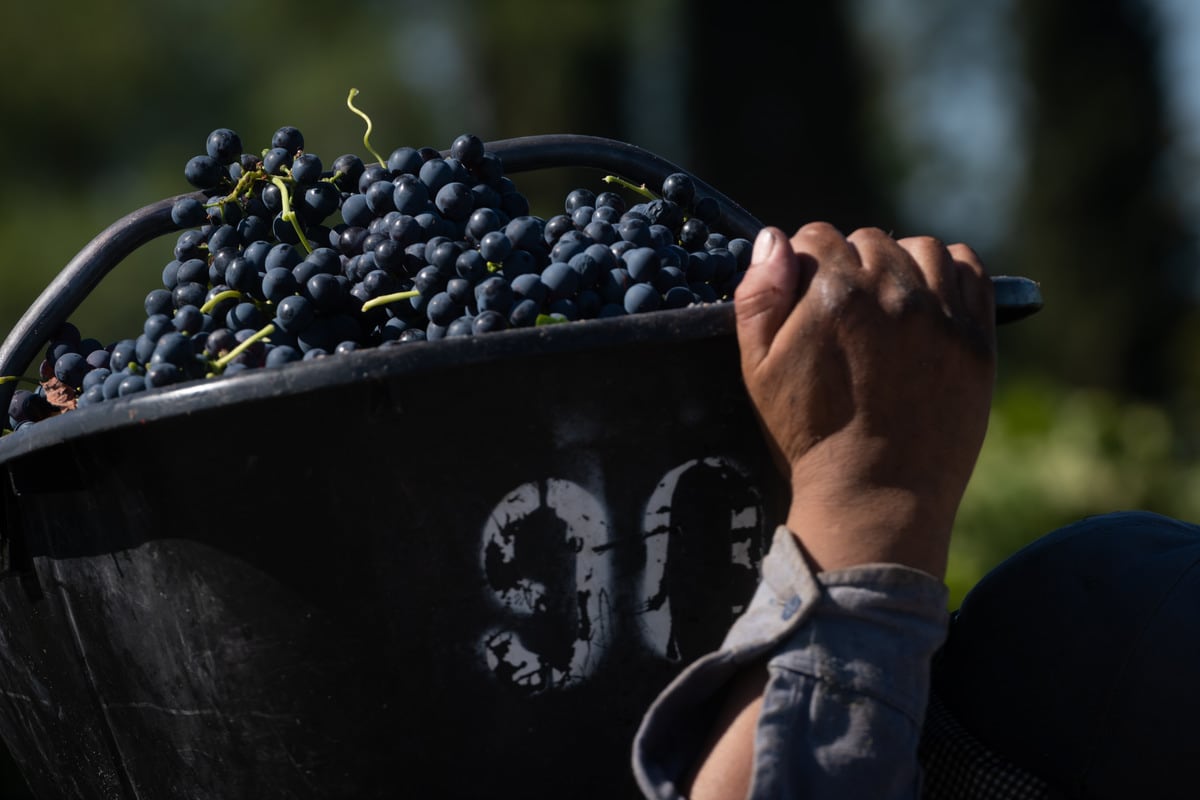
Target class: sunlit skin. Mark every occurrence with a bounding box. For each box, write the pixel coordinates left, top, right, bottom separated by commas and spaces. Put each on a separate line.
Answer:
686, 223, 996, 799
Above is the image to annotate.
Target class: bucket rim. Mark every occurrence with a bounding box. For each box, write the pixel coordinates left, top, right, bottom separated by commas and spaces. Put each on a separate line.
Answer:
0, 302, 736, 465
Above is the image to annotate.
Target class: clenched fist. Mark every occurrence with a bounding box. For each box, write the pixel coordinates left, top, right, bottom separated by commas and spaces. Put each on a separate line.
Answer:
734, 223, 996, 578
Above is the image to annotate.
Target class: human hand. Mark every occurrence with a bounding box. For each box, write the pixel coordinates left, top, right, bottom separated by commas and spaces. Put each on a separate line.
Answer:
734, 223, 995, 578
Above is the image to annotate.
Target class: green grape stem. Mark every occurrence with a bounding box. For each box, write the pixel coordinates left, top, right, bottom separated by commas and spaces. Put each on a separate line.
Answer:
361, 289, 420, 313
603, 174, 658, 201
270, 176, 313, 255
211, 323, 276, 372
346, 88, 387, 168
209, 165, 265, 208
200, 290, 244, 315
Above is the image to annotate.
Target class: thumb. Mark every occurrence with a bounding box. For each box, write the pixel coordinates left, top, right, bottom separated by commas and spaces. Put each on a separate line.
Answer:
734, 226, 803, 373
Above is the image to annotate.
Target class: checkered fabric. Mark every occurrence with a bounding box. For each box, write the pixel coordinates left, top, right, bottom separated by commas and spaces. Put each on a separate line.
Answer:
918, 688, 1052, 800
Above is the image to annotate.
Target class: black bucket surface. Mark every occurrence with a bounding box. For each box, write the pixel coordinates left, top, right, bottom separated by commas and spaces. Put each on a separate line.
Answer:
0, 303, 787, 798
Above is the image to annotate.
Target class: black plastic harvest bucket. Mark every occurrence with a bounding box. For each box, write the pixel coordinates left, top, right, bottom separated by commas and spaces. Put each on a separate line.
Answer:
0, 136, 1042, 799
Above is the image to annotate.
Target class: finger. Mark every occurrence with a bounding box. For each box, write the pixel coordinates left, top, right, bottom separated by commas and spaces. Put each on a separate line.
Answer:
792, 221, 859, 277
734, 226, 804, 372
847, 227, 926, 311
896, 235, 959, 315
947, 242, 994, 326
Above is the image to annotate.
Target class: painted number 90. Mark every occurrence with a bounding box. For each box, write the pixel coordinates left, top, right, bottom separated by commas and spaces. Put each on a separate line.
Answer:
478, 456, 768, 692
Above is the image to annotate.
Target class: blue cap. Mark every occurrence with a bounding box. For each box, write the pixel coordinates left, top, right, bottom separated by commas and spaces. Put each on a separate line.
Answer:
930, 511, 1200, 798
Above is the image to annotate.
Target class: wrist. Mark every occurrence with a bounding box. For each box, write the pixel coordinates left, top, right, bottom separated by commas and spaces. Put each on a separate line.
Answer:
785, 483, 957, 578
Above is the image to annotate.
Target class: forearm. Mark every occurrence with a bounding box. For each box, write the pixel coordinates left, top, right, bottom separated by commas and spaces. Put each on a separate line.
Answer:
633, 526, 950, 800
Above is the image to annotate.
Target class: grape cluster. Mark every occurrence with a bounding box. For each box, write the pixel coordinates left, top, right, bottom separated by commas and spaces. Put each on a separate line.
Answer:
6, 127, 751, 432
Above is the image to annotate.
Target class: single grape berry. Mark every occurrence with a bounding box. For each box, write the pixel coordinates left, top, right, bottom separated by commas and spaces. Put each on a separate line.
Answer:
206, 129, 243, 165
661, 173, 696, 207
184, 155, 223, 189
272, 126, 305, 154
171, 197, 206, 228
450, 133, 485, 167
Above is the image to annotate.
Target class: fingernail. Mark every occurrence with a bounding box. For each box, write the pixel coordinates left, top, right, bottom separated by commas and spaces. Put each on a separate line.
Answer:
752, 227, 776, 265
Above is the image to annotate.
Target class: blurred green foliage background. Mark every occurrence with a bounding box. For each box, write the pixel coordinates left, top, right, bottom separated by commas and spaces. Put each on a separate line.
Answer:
3, 0, 1200, 792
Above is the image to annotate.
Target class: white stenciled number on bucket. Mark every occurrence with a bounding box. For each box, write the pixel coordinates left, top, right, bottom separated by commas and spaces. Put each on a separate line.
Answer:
638, 457, 766, 662
477, 458, 768, 690
479, 479, 614, 691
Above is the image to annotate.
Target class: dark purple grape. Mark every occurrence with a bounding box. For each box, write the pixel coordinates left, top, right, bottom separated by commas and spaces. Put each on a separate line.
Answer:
172, 197, 206, 228
101, 370, 126, 400
82, 367, 111, 392
151, 333, 194, 368
174, 229, 207, 261
173, 282, 208, 310
508, 298, 540, 328
475, 276, 514, 315
565, 189, 596, 214
661, 173, 696, 207
435, 182, 473, 221
584, 220, 618, 245
85, 349, 111, 371
226, 302, 266, 331
9, 390, 55, 424
501, 249, 536, 278
545, 214, 574, 244
511, 273, 547, 304
479, 231, 513, 263
419, 159, 454, 194
450, 134, 485, 167
618, 219, 652, 248
173, 305, 204, 335
472, 310, 507, 334
266, 346, 301, 367
397, 328, 427, 344
623, 247, 660, 282
291, 153, 323, 185
263, 147, 292, 176
445, 317, 474, 338
329, 153, 365, 191
146, 362, 182, 388
540, 262, 579, 300
263, 268, 300, 303
272, 126, 305, 154
426, 292, 463, 326
184, 155, 224, 189
387, 147, 422, 175
365, 180, 396, 215
305, 273, 345, 313
118, 374, 148, 396
680, 218, 710, 251
177, 258, 208, 285
206, 129, 243, 165
472, 153, 504, 186
205, 328, 238, 358
505, 216, 544, 252
146, 289, 174, 317
455, 250, 488, 283
466, 207, 502, 242
301, 182, 339, 222
624, 283, 661, 314
446, 278, 473, 307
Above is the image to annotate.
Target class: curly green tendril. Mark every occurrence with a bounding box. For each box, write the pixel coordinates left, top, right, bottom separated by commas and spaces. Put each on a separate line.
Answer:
347, 88, 386, 168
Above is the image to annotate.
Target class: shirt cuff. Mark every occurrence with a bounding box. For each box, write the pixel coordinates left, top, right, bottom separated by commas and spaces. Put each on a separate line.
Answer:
632, 525, 950, 799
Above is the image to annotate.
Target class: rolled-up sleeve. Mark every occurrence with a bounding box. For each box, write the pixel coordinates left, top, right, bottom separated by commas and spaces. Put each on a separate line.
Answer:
633, 526, 950, 799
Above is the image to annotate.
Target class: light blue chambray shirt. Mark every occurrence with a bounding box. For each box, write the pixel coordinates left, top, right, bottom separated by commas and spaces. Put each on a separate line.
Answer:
633, 526, 950, 799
